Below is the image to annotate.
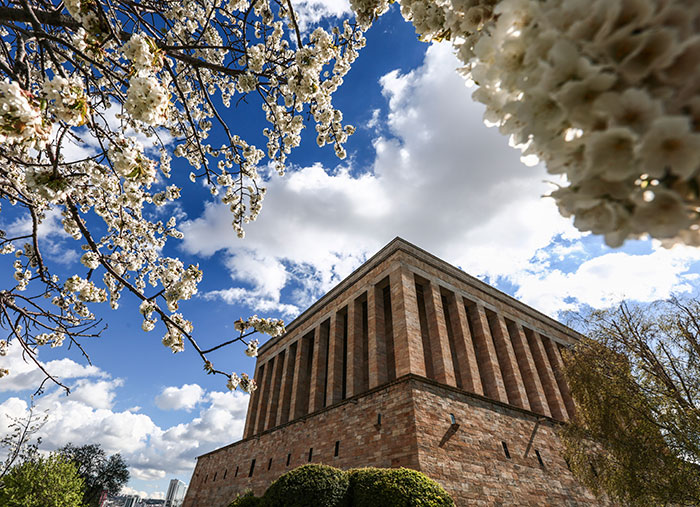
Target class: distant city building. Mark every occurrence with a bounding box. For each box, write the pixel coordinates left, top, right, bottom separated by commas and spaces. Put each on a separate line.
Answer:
123, 496, 139, 507
165, 479, 187, 507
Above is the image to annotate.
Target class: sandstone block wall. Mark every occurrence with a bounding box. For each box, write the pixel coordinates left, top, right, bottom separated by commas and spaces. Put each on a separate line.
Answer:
183, 376, 608, 507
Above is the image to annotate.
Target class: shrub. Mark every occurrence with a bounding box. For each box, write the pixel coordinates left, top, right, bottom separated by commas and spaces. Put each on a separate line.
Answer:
348, 467, 454, 507
262, 464, 350, 507
228, 490, 261, 507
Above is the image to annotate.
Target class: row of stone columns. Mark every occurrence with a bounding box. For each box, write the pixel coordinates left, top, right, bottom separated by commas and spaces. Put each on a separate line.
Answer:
244, 265, 575, 438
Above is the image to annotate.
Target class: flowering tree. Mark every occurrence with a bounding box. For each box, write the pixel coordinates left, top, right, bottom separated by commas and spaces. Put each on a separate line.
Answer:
0, 0, 363, 393
359, 0, 700, 248
0, 0, 698, 392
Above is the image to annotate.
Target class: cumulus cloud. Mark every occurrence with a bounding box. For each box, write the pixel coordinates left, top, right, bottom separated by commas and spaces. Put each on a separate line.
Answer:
292, 0, 352, 31
0, 384, 249, 488
514, 243, 700, 316
155, 384, 205, 411
0, 342, 108, 393
121, 486, 165, 500
182, 43, 578, 315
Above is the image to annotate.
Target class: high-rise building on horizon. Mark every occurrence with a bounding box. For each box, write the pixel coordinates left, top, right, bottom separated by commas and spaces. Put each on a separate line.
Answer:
183, 238, 608, 506
165, 479, 187, 507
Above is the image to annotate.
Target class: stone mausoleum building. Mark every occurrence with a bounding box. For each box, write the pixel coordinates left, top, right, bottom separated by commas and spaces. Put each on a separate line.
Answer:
183, 238, 604, 506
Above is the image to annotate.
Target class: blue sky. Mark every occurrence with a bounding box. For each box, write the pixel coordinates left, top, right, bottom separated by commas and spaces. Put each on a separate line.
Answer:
2, 2, 700, 500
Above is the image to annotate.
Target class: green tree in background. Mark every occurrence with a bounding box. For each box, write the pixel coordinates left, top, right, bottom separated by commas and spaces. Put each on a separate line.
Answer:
562, 298, 700, 506
0, 454, 85, 507
60, 443, 129, 507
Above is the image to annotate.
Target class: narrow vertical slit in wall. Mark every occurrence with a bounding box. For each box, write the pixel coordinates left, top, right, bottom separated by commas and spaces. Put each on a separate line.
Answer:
415, 280, 435, 380
286, 453, 291, 466
248, 459, 256, 477
341, 310, 348, 400
535, 449, 544, 467
234, 466, 239, 477
308, 448, 313, 462
204, 474, 208, 483
485, 308, 516, 406
502, 442, 511, 459
322, 319, 331, 408
382, 284, 396, 382
441, 293, 463, 389
361, 299, 370, 393
268, 458, 272, 470
223, 469, 227, 480
334, 441, 340, 457
280, 341, 297, 425
213, 472, 217, 482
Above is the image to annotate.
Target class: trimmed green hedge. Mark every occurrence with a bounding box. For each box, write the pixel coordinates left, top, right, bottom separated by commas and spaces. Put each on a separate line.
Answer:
348, 467, 454, 507
228, 490, 262, 507
262, 464, 350, 507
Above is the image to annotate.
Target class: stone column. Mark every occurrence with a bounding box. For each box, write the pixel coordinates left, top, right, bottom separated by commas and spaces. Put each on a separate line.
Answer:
368, 284, 388, 388
277, 345, 295, 425
255, 356, 275, 433
309, 323, 329, 413
325, 312, 344, 405
288, 338, 305, 420
346, 297, 363, 398
488, 312, 530, 410
525, 328, 568, 421
543, 337, 576, 418
265, 350, 286, 429
450, 293, 483, 395
465, 301, 508, 403
390, 266, 426, 377
509, 323, 551, 417
424, 281, 456, 386
243, 360, 262, 438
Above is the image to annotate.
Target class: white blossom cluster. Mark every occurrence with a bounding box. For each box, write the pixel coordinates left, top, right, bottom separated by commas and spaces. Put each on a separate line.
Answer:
227, 372, 257, 393
389, 0, 700, 246
245, 339, 259, 357
0, 80, 49, 149
234, 315, 285, 338
124, 75, 170, 126
43, 76, 90, 126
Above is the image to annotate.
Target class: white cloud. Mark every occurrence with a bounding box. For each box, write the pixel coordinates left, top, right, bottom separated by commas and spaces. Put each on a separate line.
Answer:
121, 486, 165, 500
292, 0, 352, 31
0, 342, 108, 393
514, 243, 700, 316
182, 43, 578, 316
0, 384, 249, 486
155, 384, 205, 411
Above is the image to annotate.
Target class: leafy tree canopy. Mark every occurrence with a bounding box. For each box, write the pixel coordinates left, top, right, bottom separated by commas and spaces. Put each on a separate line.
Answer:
562, 297, 700, 506
0, 453, 85, 507
60, 442, 129, 507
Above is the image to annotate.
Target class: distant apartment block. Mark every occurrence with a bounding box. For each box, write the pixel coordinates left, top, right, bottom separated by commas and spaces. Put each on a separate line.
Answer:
165, 479, 187, 507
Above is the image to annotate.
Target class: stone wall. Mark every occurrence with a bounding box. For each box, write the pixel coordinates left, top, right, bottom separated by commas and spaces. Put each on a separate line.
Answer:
183, 375, 607, 507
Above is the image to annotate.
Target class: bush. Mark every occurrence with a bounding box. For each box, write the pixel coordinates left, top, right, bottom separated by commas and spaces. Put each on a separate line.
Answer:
262, 464, 350, 507
228, 490, 261, 507
348, 467, 454, 507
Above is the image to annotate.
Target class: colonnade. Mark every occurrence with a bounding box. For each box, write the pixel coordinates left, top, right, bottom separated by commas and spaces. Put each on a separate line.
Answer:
243, 265, 575, 438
